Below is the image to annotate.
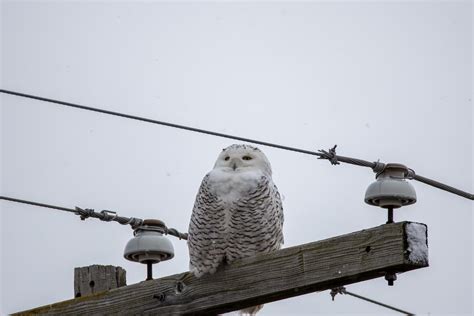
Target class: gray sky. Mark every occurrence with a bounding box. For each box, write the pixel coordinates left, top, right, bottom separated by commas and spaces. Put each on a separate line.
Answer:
1, 1, 472, 315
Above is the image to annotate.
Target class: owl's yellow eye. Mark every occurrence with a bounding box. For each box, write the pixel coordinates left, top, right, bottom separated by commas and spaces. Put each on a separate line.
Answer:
224, 156, 230, 161
242, 156, 252, 160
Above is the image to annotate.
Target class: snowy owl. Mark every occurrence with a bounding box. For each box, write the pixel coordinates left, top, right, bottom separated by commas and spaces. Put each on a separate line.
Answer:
188, 144, 284, 315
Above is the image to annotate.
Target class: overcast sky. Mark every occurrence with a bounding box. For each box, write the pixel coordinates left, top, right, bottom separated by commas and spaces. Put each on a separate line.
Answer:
1, 1, 472, 315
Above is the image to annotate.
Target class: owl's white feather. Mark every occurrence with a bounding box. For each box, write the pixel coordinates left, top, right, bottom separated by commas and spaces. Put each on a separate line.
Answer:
188, 144, 284, 315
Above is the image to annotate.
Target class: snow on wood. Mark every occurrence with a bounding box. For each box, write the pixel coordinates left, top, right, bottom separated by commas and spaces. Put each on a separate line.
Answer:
406, 222, 428, 265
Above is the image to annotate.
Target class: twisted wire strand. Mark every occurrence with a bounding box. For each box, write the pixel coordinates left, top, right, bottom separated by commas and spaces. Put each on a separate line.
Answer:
75, 207, 143, 228
1, 89, 472, 200
0, 195, 188, 239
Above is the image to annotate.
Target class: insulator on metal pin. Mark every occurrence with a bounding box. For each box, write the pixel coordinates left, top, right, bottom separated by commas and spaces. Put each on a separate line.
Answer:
124, 219, 175, 281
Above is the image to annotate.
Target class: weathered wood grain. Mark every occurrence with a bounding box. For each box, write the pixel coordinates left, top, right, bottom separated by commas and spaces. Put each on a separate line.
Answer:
74, 265, 126, 298
15, 222, 428, 315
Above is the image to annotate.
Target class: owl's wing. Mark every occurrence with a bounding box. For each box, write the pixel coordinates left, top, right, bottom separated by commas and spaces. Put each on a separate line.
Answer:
270, 180, 285, 247
254, 176, 284, 250
188, 174, 226, 277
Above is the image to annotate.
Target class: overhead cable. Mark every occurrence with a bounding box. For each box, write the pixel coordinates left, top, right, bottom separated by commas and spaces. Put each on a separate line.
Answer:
0, 195, 188, 240
1, 89, 472, 200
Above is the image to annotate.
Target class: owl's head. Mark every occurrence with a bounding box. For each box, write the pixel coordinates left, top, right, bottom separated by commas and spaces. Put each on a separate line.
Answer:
213, 144, 272, 176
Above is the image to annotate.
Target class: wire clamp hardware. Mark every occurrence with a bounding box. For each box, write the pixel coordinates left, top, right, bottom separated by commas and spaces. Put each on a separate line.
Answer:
165, 227, 189, 240
318, 144, 340, 165
372, 160, 386, 174
100, 210, 118, 222
330, 286, 346, 301
125, 217, 143, 228
75, 207, 94, 220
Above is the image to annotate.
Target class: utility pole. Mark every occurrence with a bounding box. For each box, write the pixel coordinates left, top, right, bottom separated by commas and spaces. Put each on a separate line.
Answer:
14, 221, 428, 315
74, 265, 126, 298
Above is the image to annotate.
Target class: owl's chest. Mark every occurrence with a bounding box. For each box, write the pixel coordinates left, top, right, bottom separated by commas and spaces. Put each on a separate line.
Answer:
207, 169, 262, 204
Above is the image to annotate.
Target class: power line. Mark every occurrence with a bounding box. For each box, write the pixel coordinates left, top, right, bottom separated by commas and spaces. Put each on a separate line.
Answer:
330, 287, 414, 315
1, 195, 77, 213
0, 195, 188, 240
0, 89, 317, 156
1, 88, 472, 201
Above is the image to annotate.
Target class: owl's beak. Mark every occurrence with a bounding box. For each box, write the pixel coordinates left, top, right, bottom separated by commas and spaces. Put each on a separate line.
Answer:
229, 158, 240, 171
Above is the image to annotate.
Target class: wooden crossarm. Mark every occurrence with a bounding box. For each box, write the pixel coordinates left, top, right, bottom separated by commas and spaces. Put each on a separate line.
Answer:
15, 221, 428, 315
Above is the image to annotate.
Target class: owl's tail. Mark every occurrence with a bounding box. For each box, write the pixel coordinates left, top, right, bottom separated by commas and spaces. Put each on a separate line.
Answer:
238, 304, 263, 316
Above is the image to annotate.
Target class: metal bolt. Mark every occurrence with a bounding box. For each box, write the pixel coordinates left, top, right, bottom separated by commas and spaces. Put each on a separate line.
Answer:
146, 261, 153, 280
385, 272, 397, 286
176, 281, 184, 293
153, 293, 166, 302
387, 207, 394, 224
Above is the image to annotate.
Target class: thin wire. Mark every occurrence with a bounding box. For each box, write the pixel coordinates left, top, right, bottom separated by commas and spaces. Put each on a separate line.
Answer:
0, 195, 188, 240
413, 174, 473, 200
330, 287, 414, 315
0, 89, 319, 156
1, 88, 472, 200
344, 289, 414, 315
0, 196, 77, 213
